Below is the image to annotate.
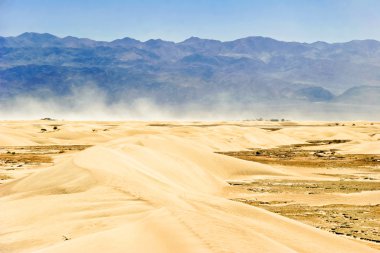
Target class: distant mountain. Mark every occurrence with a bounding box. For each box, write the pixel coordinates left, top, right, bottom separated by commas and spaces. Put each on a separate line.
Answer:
293, 86, 334, 102
1, 33, 380, 119
334, 86, 380, 105
109, 37, 142, 48
0, 32, 105, 48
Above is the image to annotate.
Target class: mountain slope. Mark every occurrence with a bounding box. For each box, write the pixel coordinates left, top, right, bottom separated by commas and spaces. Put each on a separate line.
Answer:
1, 33, 380, 119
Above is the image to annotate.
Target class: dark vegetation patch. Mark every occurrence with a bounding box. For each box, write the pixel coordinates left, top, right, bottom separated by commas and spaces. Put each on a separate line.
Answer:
234, 199, 380, 245
229, 179, 380, 194
224, 139, 380, 248
0, 145, 92, 178
218, 139, 380, 168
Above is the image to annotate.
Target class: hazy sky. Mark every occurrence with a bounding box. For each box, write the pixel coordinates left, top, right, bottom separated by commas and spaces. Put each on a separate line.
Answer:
1, 0, 379, 42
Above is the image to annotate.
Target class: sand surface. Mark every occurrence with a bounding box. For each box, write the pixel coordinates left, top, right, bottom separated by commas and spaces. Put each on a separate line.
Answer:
0, 120, 379, 252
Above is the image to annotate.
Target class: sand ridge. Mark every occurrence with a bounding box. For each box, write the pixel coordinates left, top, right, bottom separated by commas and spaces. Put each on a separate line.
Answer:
0, 120, 379, 252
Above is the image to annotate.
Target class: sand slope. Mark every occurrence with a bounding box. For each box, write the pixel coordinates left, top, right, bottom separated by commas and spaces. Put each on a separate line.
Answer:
1, 121, 379, 252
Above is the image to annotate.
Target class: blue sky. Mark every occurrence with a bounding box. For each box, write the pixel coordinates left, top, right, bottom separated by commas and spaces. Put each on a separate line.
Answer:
1, 0, 380, 42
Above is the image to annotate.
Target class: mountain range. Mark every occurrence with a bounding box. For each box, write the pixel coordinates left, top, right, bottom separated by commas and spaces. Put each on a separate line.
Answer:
1, 32, 380, 119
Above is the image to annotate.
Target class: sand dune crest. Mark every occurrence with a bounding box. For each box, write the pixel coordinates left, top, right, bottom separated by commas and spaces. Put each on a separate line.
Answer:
1, 123, 379, 252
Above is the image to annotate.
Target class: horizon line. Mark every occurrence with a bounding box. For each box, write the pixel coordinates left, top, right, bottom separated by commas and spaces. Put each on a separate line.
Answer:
2, 32, 380, 45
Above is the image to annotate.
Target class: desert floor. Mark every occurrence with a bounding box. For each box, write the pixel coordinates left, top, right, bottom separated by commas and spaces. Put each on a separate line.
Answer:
0, 120, 379, 253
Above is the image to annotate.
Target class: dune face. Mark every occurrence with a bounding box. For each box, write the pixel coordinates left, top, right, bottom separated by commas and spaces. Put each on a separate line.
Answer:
0, 121, 379, 252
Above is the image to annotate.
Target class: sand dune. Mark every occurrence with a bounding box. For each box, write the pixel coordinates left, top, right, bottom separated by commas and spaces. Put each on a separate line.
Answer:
0, 121, 379, 252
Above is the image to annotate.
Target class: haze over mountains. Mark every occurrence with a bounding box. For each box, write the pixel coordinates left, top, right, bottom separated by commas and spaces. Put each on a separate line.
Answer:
1, 32, 380, 119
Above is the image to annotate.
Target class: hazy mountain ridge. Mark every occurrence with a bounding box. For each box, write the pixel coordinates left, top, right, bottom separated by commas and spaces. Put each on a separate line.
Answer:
1, 32, 380, 116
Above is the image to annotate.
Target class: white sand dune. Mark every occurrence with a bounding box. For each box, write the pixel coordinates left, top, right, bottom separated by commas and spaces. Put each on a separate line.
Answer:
1, 121, 379, 252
